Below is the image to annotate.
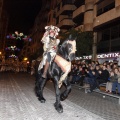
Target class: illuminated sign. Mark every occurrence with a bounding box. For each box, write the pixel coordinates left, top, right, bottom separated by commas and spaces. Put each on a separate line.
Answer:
75, 52, 120, 60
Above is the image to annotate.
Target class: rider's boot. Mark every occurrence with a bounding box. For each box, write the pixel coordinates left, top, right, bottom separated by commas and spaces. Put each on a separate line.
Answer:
42, 61, 49, 79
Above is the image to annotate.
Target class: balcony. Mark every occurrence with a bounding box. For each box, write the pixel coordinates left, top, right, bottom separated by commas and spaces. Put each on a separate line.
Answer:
57, 18, 74, 29
73, 5, 85, 19
93, 6, 120, 29
56, 5, 76, 17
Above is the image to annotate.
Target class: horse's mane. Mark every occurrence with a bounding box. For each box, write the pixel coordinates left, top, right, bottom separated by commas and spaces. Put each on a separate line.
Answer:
57, 39, 69, 59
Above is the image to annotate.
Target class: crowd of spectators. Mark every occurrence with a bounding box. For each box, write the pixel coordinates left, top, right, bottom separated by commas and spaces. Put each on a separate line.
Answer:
69, 59, 120, 95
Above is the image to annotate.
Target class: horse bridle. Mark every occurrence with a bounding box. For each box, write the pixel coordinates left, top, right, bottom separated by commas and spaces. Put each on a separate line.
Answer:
67, 40, 76, 61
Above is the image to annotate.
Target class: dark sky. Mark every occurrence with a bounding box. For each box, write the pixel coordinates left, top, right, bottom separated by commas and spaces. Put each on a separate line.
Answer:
4, 0, 42, 34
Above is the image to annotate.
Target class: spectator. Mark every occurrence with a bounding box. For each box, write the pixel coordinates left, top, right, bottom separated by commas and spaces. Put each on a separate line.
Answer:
69, 64, 76, 82
84, 66, 96, 92
105, 71, 113, 93
91, 61, 96, 69
117, 55, 120, 67
96, 65, 109, 89
94, 65, 101, 79
111, 68, 120, 95
95, 61, 100, 66
107, 64, 112, 73
70, 64, 79, 84
71, 65, 85, 85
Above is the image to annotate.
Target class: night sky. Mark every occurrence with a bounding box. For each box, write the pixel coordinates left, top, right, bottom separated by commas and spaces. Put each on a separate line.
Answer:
4, 0, 42, 34
4, 0, 42, 57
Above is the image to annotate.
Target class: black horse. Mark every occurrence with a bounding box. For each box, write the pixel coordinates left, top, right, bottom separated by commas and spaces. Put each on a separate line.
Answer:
35, 35, 76, 113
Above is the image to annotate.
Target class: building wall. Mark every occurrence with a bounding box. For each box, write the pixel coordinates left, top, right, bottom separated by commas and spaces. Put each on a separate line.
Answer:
23, 0, 120, 58
0, 0, 9, 56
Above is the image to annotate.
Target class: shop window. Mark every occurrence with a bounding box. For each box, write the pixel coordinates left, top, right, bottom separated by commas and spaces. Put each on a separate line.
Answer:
111, 26, 119, 39
102, 29, 110, 41
111, 46, 120, 51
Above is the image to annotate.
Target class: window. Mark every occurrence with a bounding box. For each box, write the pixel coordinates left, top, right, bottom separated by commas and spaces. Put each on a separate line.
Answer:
57, 3, 60, 12
62, 0, 73, 6
111, 26, 119, 39
97, 1, 115, 16
97, 8, 102, 16
102, 29, 110, 41
48, 15, 51, 23
56, 17, 59, 25
103, 2, 115, 13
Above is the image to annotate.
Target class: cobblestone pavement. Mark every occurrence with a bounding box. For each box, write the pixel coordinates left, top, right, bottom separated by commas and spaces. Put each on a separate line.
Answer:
0, 72, 119, 120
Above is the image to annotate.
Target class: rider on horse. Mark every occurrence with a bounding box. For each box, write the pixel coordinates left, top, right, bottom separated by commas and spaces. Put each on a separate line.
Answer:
38, 25, 60, 78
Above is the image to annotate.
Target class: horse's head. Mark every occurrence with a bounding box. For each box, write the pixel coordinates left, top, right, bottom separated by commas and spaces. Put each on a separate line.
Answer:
59, 34, 77, 61
67, 35, 77, 61
67, 39, 76, 61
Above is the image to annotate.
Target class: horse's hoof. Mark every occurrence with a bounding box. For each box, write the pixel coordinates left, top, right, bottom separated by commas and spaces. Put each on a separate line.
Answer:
38, 98, 46, 103
58, 109, 63, 113
54, 103, 63, 113
60, 94, 67, 101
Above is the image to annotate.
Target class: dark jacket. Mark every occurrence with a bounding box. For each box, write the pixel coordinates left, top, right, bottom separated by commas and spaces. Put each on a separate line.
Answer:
98, 70, 109, 82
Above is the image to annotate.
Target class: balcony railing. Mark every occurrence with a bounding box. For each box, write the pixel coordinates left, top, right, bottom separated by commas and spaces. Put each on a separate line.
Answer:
57, 18, 74, 29
73, 5, 85, 19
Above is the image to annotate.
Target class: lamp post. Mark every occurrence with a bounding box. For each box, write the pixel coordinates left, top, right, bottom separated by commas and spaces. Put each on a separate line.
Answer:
92, 32, 97, 61
0, 51, 2, 62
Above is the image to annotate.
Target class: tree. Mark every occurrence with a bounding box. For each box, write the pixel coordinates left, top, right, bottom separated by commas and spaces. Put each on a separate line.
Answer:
59, 28, 93, 57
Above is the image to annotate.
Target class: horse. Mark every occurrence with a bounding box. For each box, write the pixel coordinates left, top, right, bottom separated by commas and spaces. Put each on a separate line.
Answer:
35, 35, 76, 113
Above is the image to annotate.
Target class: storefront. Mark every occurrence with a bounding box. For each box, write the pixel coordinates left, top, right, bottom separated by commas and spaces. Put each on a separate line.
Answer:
75, 52, 120, 64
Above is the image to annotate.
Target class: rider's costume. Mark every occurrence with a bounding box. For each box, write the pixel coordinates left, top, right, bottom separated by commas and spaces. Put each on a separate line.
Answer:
38, 25, 60, 78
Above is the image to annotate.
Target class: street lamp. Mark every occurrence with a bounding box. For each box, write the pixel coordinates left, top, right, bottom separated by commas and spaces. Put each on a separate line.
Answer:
24, 57, 28, 61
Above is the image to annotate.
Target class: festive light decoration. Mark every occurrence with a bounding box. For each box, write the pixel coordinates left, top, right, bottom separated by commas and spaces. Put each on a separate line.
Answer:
9, 54, 18, 58
6, 31, 32, 42
5, 46, 20, 51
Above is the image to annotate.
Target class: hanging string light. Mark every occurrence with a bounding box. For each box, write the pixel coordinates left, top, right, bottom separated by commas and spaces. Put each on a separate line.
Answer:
9, 54, 18, 58
6, 31, 32, 42
5, 46, 20, 51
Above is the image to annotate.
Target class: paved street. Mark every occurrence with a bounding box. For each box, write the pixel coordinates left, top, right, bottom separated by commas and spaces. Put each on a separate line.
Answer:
0, 72, 120, 120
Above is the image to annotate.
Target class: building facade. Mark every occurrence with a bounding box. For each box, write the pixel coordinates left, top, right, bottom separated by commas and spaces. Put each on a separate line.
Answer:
22, 0, 120, 60
0, 0, 9, 59
94, 0, 120, 53
47, 0, 120, 53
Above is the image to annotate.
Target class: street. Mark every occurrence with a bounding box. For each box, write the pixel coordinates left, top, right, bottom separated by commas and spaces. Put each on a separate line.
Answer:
0, 72, 120, 120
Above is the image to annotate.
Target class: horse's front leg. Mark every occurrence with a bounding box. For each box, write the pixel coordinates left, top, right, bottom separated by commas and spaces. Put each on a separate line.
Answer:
54, 76, 63, 113
35, 72, 47, 103
60, 77, 71, 101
